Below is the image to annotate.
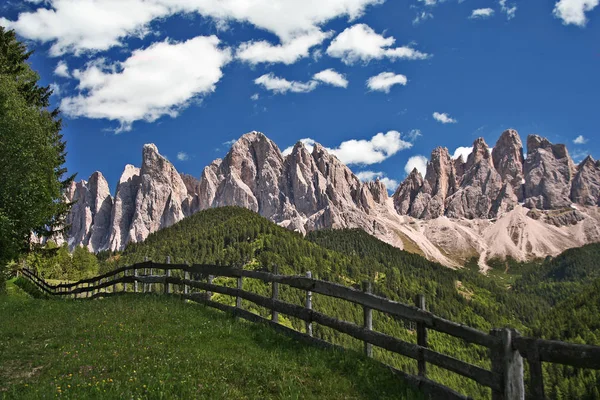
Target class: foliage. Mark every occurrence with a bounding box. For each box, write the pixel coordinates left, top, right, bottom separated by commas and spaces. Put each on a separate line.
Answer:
19, 207, 600, 399
0, 287, 421, 400
23, 242, 98, 280
0, 27, 73, 270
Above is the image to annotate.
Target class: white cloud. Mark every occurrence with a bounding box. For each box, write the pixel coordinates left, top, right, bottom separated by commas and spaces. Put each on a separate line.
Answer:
1, 0, 382, 56
254, 73, 318, 94
553, 0, 599, 26
366, 72, 408, 93
250, 93, 259, 101
255, 69, 349, 94
236, 30, 332, 65
326, 24, 430, 65
355, 171, 398, 191
433, 112, 457, 124
499, 0, 517, 19
470, 8, 495, 19
177, 152, 189, 161
404, 155, 428, 176
54, 60, 70, 77
406, 129, 422, 141
452, 146, 473, 161
49, 82, 62, 97
574, 135, 589, 144
282, 138, 316, 156
313, 68, 348, 88
283, 131, 413, 165
413, 11, 434, 25
60, 36, 231, 132
418, 0, 438, 5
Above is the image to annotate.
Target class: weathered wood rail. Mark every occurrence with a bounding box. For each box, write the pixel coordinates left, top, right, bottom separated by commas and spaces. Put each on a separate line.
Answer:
20, 262, 600, 400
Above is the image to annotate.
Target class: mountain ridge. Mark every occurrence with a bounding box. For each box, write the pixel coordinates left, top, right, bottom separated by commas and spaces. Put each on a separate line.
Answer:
54, 129, 600, 270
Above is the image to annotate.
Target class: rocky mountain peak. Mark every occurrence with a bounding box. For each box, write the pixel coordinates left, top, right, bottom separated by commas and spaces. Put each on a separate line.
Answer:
492, 129, 525, 200
524, 135, 574, 209
571, 155, 600, 206
127, 143, 191, 244
65, 171, 113, 252
465, 137, 492, 169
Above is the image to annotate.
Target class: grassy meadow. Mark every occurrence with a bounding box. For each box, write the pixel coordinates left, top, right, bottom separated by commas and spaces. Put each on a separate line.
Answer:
0, 279, 421, 400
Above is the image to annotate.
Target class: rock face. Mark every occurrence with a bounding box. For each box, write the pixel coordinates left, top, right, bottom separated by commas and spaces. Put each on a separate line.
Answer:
492, 129, 525, 200
394, 130, 591, 220
445, 138, 507, 219
107, 165, 140, 252
60, 129, 600, 271
571, 156, 600, 206
199, 132, 381, 235
65, 172, 113, 252
523, 135, 575, 209
127, 144, 192, 244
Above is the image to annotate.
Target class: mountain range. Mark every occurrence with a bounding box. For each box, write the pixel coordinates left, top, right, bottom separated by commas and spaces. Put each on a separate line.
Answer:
54, 129, 600, 270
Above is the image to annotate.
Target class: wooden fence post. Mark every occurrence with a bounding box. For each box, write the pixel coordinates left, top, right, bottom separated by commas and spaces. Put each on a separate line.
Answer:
306, 271, 313, 337
236, 273, 243, 312
123, 269, 128, 293
113, 272, 117, 294
490, 328, 525, 400
134, 268, 138, 293
527, 340, 546, 400
416, 294, 427, 377
184, 269, 189, 295
144, 257, 148, 293
272, 264, 279, 324
165, 256, 171, 294
363, 281, 373, 358
149, 264, 153, 293
207, 275, 214, 299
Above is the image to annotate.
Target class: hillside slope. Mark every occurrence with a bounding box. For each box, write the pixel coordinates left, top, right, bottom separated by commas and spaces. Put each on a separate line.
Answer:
0, 284, 420, 400
98, 207, 550, 398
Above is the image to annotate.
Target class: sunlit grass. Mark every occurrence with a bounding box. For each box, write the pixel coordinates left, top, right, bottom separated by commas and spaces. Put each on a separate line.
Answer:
0, 281, 421, 399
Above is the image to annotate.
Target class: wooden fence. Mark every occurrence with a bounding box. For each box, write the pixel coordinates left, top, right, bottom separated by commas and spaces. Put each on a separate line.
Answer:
20, 262, 600, 400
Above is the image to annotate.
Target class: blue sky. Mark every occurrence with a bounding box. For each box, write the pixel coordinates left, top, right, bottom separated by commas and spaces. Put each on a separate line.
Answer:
1, 0, 599, 192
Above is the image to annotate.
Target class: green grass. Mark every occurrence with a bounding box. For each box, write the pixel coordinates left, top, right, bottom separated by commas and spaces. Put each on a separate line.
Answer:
0, 281, 422, 400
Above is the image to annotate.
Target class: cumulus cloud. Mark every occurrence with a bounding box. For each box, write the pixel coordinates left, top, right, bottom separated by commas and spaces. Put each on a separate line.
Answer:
326, 24, 430, 65
574, 135, 589, 144
250, 93, 259, 101
0, 0, 382, 56
553, 0, 599, 26
236, 30, 332, 65
255, 69, 348, 94
404, 155, 428, 176
282, 131, 413, 165
452, 146, 474, 161
313, 68, 349, 88
254, 73, 319, 94
433, 112, 457, 124
470, 8, 495, 19
54, 60, 70, 77
177, 152, 189, 161
355, 171, 399, 191
366, 72, 408, 93
60, 36, 232, 132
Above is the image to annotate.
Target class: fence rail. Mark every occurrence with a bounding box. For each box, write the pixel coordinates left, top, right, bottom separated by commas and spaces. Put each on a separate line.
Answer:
20, 262, 600, 400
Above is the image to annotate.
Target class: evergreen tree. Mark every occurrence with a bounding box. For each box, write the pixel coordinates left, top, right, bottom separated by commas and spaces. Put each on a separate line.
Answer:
0, 27, 73, 278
